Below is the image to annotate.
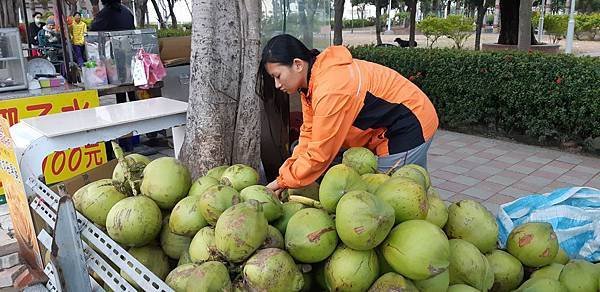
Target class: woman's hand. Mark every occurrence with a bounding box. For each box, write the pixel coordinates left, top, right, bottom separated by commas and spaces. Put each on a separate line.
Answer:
266, 180, 285, 200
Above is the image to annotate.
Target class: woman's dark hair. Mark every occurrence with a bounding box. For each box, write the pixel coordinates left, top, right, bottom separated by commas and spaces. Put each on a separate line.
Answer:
257, 34, 320, 100
73, 12, 81, 17
32, 12, 42, 18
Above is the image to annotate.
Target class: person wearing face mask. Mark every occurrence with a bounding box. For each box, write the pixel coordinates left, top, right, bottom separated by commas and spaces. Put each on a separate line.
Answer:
28, 12, 45, 46
261, 34, 439, 195
37, 17, 60, 48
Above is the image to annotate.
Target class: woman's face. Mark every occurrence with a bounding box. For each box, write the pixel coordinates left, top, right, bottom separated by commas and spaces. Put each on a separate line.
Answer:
265, 58, 307, 94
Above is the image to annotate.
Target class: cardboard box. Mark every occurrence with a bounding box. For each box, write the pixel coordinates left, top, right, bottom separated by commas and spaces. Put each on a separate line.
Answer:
50, 159, 118, 196
158, 36, 191, 67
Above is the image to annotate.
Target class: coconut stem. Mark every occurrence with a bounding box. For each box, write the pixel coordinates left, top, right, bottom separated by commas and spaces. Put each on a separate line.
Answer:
288, 195, 324, 210
111, 140, 138, 196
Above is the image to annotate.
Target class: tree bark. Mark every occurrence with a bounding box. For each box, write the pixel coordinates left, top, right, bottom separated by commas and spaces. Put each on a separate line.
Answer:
168, 0, 177, 28
408, 0, 417, 47
432, 0, 440, 16
135, 0, 148, 27
375, 1, 382, 45
333, 0, 344, 45
180, 0, 262, 178
517, 0, 531, 50
498, 0, 537, 45
475, 1, 486, 50
149, 0, 167, 29
1, 0, 21, 28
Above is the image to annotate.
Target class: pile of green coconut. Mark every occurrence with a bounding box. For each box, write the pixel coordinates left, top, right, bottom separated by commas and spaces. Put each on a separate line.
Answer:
68, 144, 600, 292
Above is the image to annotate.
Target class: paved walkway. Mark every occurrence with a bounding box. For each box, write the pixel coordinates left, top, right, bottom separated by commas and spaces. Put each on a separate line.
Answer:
429, 130, 600, 215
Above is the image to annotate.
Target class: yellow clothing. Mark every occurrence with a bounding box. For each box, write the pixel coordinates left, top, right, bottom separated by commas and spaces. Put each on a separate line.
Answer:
70, 21, 87, 45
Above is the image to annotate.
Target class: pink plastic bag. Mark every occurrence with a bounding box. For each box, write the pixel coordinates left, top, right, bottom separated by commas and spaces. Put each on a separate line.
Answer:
133, 49, 167, 89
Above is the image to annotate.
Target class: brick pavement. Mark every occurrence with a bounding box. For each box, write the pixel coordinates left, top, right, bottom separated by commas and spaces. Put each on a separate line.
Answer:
429, 130, 600, 215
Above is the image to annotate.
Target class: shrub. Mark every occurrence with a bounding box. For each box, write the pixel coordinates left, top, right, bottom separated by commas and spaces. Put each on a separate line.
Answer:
444, 15, 474, 49
417, 16, 447, 48
350, 46, 600, 144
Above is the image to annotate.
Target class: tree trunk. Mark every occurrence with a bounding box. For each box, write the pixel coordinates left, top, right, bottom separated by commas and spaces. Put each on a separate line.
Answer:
432, 0, 440, 17
475, 2, 486, 50
168, 0, 177, 28
180, 0, 261, 178
375, 1, 382, 45
498, 0, 538, 45
135, 0, 148, 27
298, 0, 311, 47
517, 0, 531, 50
408, 0, 417, 47
149, 0, 167, 29
90, 0, 99, 16
0, 0, 21, 28
333, 0, 344, 45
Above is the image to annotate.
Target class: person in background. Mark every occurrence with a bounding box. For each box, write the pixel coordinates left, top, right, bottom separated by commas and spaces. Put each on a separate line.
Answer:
28, 12, 45, 46
37, 17, 60, 48
90, 0, 136, 104
90, 0, 135, 32
70, 12, 87, 67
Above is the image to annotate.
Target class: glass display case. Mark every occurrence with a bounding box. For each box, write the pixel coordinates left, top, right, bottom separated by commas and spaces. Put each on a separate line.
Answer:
0, 28, 28, 92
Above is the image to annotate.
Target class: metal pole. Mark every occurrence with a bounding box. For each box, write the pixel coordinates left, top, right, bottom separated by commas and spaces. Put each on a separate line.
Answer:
565, 0, 576, 53
537, 0, 546, 42
386, 0, 393, 33
351, 5, 354, 33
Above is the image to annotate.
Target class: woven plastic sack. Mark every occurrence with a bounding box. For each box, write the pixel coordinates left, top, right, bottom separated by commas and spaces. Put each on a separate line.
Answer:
497, 187, 600, 262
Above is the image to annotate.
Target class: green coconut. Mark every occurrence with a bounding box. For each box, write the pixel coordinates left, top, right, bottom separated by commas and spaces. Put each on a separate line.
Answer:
506, 222, 559, 267
392, 164, 428, 189
368, 272, 419, 292
243, 248, 304, 292
140, 157, 192, 209
285, 208, 338, 263
377, 248, 395, 275
187, 176, 220, 197
448, 239, 495, 291
515, 278, 567, 292
558, 259, 599, 292
165, 263, 198, 292
486, 249, 524, 292
261, 225, 285, 249
178, 249, 192, 266
106, 196, 162, 247
375, 177, 428, 223
447, 284, 481, 292
319, 164, 367, 213
445, 200, 499, 253
414, 270, 450, 292
219, 164, 259, 191
121, 245, 170, 288
286, 182, 320, 201
185, 261, 231, 292
188, 226, 220, 264
169, 196, 207, 237
112, 151, 150, 196
404, 164, 432, 190
425, 193, 448, 228
72, 179, 127, 227
198, 185, 240, 225
530, 263, 564, 280
160, 218, 192, 259
552, 248, 569, 264
325, 245, 379, 292
335, 190, 395, 250
205, 165, 229, 180
240, 185, 283, 222
215, 201, 268, 263
382, 220, 450, 280
342, 147, 378, 175
361, 173, 391, 194
272, 202, 305, 235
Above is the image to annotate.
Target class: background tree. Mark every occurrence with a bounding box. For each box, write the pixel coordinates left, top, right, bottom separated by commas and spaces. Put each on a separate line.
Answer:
498, 0, 538, 45
333, 0, 345, 45
180, 0, 262, 178
469, 0, 493, 49
150, 0, 167, 28
0, 0, 21, 28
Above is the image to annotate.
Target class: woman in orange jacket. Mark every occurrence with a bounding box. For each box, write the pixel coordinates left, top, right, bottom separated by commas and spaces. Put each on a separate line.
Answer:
262, 34, 438, 194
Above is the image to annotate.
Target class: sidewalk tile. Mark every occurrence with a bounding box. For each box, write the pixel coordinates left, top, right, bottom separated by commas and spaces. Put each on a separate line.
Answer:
431, 170, 458, 180
463, 156, 491, 164
440, 165, 470, 174
437, 181, 470, 193
485, 175, 519, 186
486, 194, 517, 205
494, 154, 523, 164
525, 156, 553, 164
448, 193, 482, 203
449, 175, 480, 186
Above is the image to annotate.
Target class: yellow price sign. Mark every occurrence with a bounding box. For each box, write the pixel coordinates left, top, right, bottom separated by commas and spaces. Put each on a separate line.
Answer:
0, 90, 107, 190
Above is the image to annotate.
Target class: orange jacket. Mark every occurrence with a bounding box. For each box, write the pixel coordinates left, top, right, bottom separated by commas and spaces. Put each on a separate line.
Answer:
276, 46, 438, 189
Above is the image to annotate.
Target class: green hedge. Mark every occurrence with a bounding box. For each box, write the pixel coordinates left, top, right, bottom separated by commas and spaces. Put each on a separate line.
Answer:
349, 46, 600, 145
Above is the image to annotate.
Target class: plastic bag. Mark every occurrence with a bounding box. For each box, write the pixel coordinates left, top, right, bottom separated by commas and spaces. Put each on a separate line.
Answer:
132, 49, 167, 89
82, 60, 108, 88
497, 187, 600, 262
